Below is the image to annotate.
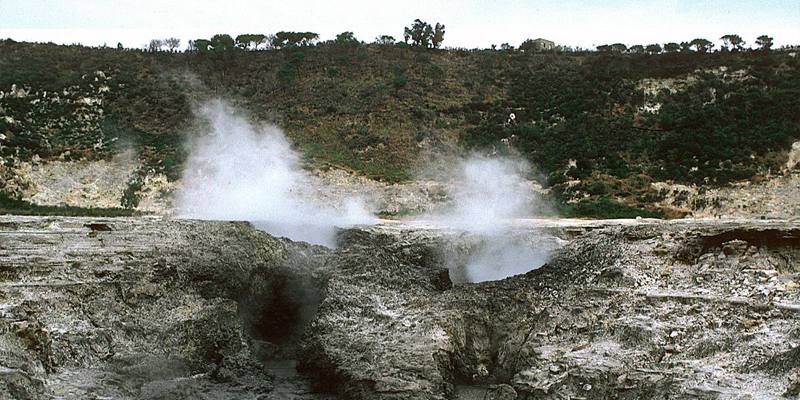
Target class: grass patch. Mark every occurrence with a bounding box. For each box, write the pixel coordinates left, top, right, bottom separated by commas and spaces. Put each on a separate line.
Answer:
0, 192, 139, 217
299, 142, 411, 183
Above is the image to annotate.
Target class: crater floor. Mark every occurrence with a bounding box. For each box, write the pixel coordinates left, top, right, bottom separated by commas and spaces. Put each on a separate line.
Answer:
1, 216, 799, 399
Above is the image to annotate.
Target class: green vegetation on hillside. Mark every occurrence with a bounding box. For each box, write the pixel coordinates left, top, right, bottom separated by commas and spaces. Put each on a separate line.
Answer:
461, 50, 800, 212
1, 36, 798, 217
0, 192, 139, 217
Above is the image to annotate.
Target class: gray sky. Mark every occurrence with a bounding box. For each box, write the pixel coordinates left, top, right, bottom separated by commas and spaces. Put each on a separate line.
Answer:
1, 0, 798, 49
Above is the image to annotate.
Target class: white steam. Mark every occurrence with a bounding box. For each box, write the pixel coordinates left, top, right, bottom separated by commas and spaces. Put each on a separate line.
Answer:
462, 236, 552, 283
174, 101, 551, 280
176, 100, 374, 247
432, 156, 534, 232
427, 155, 552, 283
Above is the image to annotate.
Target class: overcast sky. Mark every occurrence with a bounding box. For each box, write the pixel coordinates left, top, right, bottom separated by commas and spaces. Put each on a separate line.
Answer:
1, 0, 798, 50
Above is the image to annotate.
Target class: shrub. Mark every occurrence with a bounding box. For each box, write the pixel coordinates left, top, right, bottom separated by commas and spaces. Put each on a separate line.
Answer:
0, 191, 138, 216
391, 65, 408, 89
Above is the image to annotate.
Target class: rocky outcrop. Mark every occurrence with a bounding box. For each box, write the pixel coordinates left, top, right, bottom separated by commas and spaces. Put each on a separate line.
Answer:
5, 158, 543, 217
652, 171, 800, 219
5, 141, 797, 220
0, 216, 329, 399
2, 216, 799, 399
636, 66, 754, 115
15, 152, 139, 209
304, 219, 800, 399
311, 169, 450, 216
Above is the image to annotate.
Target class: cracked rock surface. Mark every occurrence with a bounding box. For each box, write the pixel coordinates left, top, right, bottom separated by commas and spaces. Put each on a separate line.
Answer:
306, 219, 800, 399
0, 216, 329, 399
1, 216, 799, 399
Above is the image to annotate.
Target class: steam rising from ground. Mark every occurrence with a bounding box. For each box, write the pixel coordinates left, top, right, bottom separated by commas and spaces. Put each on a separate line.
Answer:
175, 100, 551, 280
427, 156, 552, 283
176, 100, 374, 247
431, 157, 533, 232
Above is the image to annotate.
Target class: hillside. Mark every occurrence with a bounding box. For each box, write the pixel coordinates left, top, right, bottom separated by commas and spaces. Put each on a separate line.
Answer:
1, 40, 799, 217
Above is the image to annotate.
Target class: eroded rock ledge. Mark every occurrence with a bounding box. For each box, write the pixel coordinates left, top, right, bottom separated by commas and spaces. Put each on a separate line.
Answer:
305, 219, 800, 399
1, 216, 799, 399
0, 216, 329, 399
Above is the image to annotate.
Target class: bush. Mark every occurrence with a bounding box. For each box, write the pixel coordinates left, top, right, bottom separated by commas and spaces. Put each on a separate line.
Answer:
121, 170, 145, 209
391, 65, 408, 90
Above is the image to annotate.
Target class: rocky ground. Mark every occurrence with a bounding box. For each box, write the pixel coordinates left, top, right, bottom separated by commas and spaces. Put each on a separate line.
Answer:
316, 219, 800, 399
1, 216, 799, 399
0, 216, 330, 399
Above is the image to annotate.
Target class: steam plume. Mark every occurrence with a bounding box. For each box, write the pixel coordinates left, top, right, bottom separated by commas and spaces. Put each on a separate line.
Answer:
427, 155, 552, 282
432, 156, 534, 231
176, 100, 374, 247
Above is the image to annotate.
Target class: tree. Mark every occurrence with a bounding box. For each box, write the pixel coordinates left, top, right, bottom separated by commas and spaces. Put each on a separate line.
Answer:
375, 35, 395, 45
663, 42, 680, 53
423, 23, 434, 47
235, 34, 267, 50
210, 34, 235, 51
193, 39, 212, 52
432, 23, 445, 48
720, 34, 745, 51
116, 42, 123, 50
755, 35, 774, 51
500, 43, 514, 51
235, 34, 250, 49
147, 39, 163, 52
628, 44, 645, 53
250, 33, 267, 50
596, 44, 612, 52
252, 34, 267, 50
271, 31, 319, 48
645, 43, 662, 54
403, 19, 442, 48
164, 37, 181, 52
404, 19, 430, 47
335, 31, 359, 44
298, 32, 319, 46
689, 38, 714, 52
680, 41, 692, 52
